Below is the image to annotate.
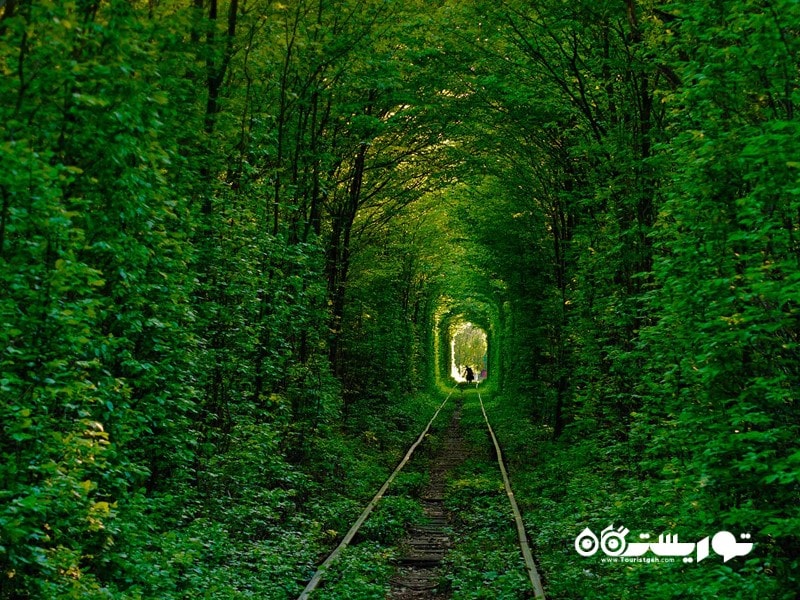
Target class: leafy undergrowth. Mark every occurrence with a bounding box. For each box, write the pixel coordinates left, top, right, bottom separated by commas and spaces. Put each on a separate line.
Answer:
313, 543, 397, 600
480, 393, 791, 600
82, 392, 442, 600
441, 392, 530, 600
308, 392, 459, 598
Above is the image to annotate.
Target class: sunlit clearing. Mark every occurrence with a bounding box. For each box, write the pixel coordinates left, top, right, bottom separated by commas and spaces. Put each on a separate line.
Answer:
450, 322, 487, 382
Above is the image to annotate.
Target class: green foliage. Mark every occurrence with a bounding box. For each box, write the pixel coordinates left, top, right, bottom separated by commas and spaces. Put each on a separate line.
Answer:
313, 543, 395, 600
0, 0, 446, 596
629, 3, 799, 594
359, 496, 426, 545
484, 391, 795, 599
426, 1, 799, 596
1, 1, 199, 596
2, 0, 798, 597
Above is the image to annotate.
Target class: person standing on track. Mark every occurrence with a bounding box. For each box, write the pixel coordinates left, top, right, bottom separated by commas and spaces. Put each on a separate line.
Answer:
464, 366, 475, 385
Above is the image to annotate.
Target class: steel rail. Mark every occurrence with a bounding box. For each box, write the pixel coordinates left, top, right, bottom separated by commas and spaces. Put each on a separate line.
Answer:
296, 386, 457, 600
477, 391, 546, 599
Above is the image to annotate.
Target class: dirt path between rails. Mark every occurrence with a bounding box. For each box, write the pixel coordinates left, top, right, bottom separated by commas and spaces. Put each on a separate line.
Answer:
387, 399, 469, 599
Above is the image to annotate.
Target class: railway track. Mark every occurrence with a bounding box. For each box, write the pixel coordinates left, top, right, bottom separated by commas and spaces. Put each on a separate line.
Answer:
388, 397, 467, 598
297, 387, 545, 599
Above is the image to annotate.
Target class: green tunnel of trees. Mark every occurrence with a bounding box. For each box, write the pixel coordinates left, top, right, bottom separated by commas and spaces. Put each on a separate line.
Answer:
1, 0, 798, 598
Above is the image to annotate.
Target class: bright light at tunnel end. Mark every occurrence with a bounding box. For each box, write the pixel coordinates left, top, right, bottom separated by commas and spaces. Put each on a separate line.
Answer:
450, 321, 488, 383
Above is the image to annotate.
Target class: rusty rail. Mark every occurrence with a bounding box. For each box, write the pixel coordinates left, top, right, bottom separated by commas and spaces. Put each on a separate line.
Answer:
477, 391, 546, 599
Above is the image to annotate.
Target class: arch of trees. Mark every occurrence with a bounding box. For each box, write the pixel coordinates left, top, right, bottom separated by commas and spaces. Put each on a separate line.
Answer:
433, 289, 501, 387
1, 0, 798, 598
